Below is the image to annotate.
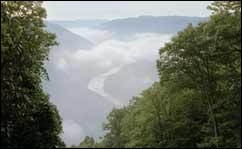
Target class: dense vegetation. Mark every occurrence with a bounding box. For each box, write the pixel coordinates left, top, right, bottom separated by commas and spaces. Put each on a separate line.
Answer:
1, 1, 240, 148
75, 1, 241, 148
1, 1, 65, 148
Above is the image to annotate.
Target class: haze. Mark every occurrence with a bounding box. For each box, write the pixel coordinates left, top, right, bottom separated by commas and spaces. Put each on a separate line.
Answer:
42, 1, 212, 146
43, 1, 212, 20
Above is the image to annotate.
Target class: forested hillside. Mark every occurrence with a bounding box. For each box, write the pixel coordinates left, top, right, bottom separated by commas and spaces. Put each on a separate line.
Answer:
1, 1, 65, 148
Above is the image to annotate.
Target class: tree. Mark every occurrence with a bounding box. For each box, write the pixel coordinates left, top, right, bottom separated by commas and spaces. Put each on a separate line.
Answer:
101, 108, 127, 148
157, 1, 241, 147
77, 136, 96, 148
1, 1, 65, 147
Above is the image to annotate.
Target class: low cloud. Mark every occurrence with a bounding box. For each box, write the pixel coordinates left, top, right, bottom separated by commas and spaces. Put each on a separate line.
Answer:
62, 31, 172, 71
44, 27, 172, 145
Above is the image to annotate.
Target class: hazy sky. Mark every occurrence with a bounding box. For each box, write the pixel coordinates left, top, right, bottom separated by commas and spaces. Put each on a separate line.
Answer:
43, 1, 212, 20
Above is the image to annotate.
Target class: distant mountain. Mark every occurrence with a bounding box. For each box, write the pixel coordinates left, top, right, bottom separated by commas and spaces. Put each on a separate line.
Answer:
50, 19, 108, 28
45, 21, 93, 51
49, 16, 208, 35
99, 15, 208, 34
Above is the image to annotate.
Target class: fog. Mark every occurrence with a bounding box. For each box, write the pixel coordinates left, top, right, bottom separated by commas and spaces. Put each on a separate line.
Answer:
44, 26, 172, 145
67, 27, 171, 67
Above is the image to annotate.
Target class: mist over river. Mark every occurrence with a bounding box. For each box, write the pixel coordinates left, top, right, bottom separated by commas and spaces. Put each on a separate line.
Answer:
44, 25, 172, 145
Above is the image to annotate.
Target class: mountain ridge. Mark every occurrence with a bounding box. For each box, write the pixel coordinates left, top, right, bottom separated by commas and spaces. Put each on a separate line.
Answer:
45, 21, 94, 51
48, 15, 208, 34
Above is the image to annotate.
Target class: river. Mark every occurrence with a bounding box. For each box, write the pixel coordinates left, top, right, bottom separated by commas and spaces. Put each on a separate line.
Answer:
87, 65, 125, 108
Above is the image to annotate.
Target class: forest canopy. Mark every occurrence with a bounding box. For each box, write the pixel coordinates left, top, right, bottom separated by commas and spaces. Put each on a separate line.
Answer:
1, 1, 65, 148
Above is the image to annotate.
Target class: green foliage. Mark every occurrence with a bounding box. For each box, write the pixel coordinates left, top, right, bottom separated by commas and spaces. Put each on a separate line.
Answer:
157, 1, 241, 147
79, 1, 241, 148
1, 1, 64, 148
156, 1, 241, 147
79, 136, 96, 148
70, 136, 98, 148
101, 109, 127, 148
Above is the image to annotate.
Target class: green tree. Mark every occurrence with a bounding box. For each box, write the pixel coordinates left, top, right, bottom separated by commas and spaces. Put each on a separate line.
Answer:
101, 108, 127, 148
1, 1, 65, 147
78, 136, 96, 148
157, 1, 241, 147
